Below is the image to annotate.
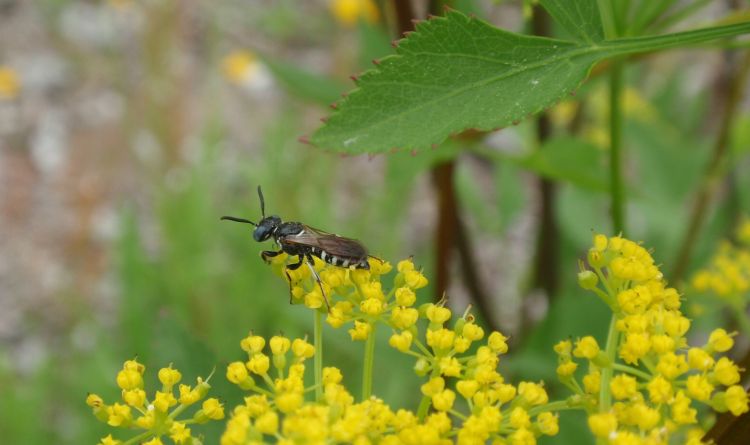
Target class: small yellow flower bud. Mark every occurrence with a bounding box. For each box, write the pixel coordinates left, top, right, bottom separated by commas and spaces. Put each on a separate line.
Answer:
348, 320, 372, 341
270, 336, 291, 355
593, 234, 608, 251
647, 375, 673, 404
135, 411, 156, 429
439, 357, 461, 377
413, 358, 430, 376
456, 380, 479, 399
397, 259, 415, 273
587, 412, 617, 438
247, 354, 271, 375
240, 335, 265, 354
391, 307, 419, 329
86, 393, 104, 408
291, 338, 314, 359
420, 377, 445, 397
360, 297, 385, 315
122, 389, 146, 407
142, 437, 163, 445
426, 328, 455, 351
462, 323, 484, 341
194, 398, 224, 423
487, 331, 508, 354
707, 328, 735, 352
395, 287, 416, 306
554, 340, 573, 356
169, 422, 191, 444
509, 407, 531, 429
323, 367, 343, 384
578, 270, 599, 290
158, 366, 182, 387
610, 374, 637, 400
425, 304, 452, 324
453, 336, 471, 353
556, 361, 578, 377
537, 412, 559, 436
651, 334, 676, 354
687, 347, 714, 371
686, 374, 714, 401
178, 384, 201, 405
724, 385, 749, 416
573, 336, 600, 360
98, 434, 121, 445
106, 403, 132, 427
389, 331, 413, 352
116, 369, 143, 391
153, 390, 177, 412
495, 384, 517, 403
714, 357, 741, 386
304, 289, 325, 309
226, 361, 253, 388
583, 371, 600, 395
518, 381, 548, 406
275, 392, 303, 414
431, 389, 455, 411
404, 270, 428, 289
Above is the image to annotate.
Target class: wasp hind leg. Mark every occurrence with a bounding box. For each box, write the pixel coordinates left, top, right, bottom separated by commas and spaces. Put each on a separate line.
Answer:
284, 255, 305, 304
305, 253, 330, 312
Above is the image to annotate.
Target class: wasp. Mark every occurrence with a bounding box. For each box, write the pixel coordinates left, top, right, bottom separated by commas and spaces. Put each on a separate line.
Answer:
221, 186, 371, 310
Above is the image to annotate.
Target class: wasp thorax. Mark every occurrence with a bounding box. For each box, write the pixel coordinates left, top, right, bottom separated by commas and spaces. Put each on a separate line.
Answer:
253, 216, 281, 242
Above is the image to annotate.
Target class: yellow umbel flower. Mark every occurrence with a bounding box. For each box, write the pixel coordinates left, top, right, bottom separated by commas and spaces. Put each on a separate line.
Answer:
87, 360, 217, 445
561, 233, 749, 443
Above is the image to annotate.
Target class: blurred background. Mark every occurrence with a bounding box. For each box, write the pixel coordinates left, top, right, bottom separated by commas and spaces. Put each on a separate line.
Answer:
1, 0, 749, 443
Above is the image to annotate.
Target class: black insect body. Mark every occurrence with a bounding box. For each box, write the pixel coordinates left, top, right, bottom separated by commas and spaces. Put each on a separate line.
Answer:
222, 186, 370, 309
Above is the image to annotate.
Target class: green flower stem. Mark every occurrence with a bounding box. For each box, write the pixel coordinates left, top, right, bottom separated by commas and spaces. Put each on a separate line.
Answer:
599, 314, 620, 413
314, 309, 323, 402
123, 431, 153, 445
596, 0, 619, 38
361, 324, 376, 401
417, 366, 442, 421
528, 399, 585, 416
611, 363, 652, 381
609, 58, 625, 234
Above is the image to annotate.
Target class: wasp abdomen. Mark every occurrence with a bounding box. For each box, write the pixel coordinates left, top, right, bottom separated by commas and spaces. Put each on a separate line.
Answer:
311, 247, 369, 269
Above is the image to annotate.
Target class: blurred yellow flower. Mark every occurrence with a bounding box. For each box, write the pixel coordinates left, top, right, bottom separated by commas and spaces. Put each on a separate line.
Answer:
221, 50, 261, 85
330, 0, 379, 27
0, 67, 20, 100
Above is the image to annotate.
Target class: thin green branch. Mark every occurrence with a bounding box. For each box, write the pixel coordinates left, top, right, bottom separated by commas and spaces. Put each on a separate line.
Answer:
314, 310, 323, 402
361, 324, 377, 401
609, 60, 626, 234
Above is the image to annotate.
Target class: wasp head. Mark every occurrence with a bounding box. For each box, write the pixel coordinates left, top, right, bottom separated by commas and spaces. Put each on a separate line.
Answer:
253, 215, 281, 242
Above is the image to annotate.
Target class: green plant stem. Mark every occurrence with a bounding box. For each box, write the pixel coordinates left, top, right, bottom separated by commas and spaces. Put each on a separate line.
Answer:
654, 0, 714, 31
314, 310, 323, 402
601, 21, 750, 55
609, 59, 625, 234
611, 363, 652, 381
361, 324, 376, 401
599, 314, 620, 413
597, 0, 619, 38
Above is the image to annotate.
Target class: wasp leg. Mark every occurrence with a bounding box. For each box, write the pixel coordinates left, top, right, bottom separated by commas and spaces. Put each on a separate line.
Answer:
305, 254, 330, 312
261, 249, 284, 264
284, 255, 305, 304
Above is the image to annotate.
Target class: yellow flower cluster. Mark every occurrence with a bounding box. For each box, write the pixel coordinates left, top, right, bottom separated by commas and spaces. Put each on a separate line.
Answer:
691, 218, 750, 305
86, 360, 224, 445
271, 255, 427, 341
560, 234, 749, 444
397, 303, 561, 445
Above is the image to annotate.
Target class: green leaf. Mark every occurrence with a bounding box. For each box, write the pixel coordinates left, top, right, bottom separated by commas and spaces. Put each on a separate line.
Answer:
539, 0, 604, 42
262, 56, 346, 106
311, 10, 750, 154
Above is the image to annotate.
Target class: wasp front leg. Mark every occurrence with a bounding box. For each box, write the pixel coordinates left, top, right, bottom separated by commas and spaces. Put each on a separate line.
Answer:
284, 255, 305, 304
261, 249, 283, 264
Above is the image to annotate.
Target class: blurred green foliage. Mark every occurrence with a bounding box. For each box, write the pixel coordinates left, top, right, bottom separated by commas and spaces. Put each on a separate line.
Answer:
2, 1, 750, 444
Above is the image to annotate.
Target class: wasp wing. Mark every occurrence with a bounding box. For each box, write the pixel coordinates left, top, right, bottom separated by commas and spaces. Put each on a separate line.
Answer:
282, 226, 368, 259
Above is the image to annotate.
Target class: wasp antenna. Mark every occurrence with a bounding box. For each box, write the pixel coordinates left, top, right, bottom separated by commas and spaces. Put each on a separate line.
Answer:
221, 216, 257, 226
257, 186, 266, 218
